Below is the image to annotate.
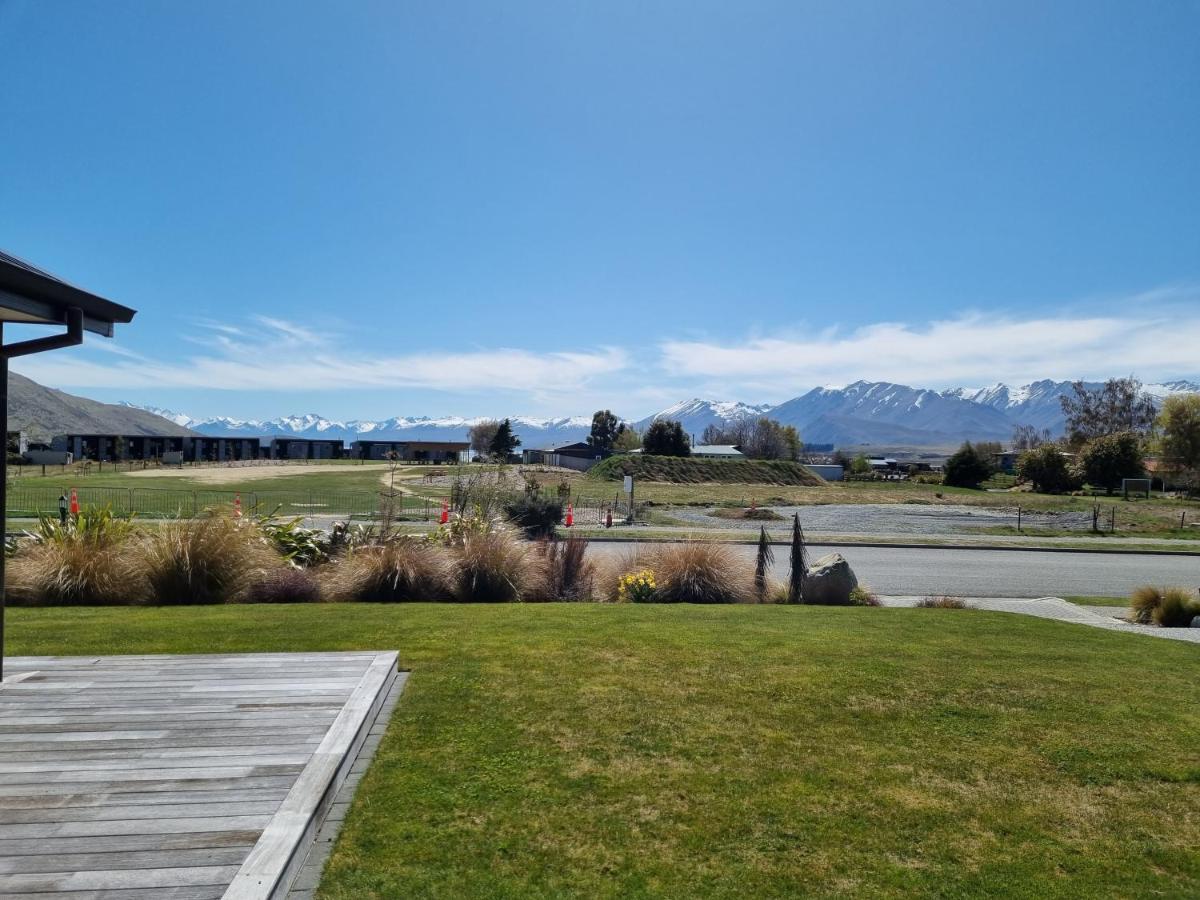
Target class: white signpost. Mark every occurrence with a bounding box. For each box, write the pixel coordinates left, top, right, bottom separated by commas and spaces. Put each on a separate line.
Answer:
623, 475, 634, 524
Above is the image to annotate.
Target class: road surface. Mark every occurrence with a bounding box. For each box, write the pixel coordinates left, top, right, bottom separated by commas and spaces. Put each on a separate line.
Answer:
587, 541, 1200, 598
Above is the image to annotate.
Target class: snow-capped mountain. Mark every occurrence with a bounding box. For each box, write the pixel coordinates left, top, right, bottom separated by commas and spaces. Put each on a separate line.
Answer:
119, 403, 595, 444
121, 378, 1200, 450
633, 399, 773, 439
767, 381, 1014, 446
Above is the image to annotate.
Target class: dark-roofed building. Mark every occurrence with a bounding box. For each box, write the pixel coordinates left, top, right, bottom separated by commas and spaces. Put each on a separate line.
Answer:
522, 441, 609, 472
269, 437, 344, 460
350, 440, 469, 463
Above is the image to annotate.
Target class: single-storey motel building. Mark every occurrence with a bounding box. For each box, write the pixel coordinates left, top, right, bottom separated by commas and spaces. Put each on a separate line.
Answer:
350, 440, 469, 463
46, 433, 470, 464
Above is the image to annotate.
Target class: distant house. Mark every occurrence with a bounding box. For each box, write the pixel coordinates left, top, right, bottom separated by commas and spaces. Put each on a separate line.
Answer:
52, 434, 259, 462
6, 430, 27, 458
522, 441, 609, 472
350, 440, 469, 463
868, 457, 897, 472
691, 444, 745, 459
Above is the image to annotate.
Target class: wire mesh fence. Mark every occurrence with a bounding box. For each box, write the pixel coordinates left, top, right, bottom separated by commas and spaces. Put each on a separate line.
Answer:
4, 485, 439, 522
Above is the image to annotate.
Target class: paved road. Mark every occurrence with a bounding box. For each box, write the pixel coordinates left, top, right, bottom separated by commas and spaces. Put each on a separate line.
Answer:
587, 542, 1200, 598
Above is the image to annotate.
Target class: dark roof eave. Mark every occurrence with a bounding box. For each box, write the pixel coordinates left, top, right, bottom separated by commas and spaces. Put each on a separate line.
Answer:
0, 251, 137, 337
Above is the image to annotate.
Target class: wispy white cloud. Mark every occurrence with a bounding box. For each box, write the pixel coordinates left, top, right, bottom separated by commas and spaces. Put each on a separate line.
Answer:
659, 304, 1200, 398
13, 314, 629, 396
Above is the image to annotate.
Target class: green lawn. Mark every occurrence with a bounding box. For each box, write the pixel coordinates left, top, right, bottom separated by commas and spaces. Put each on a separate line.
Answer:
9, 604, 1200, 898
1064, 595, 1134, 608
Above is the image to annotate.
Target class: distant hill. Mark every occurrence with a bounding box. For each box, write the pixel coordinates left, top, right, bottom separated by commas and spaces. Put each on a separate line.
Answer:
8, 372, 196, 442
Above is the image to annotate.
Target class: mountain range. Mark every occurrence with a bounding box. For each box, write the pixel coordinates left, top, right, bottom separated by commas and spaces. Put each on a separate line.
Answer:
121, 378, 1200, 450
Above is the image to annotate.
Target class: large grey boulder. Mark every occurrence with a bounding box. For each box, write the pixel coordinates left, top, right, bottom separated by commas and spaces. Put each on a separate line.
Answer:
804, 552, 859, 605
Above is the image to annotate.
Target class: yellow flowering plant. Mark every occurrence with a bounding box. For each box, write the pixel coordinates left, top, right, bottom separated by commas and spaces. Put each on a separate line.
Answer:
617, 568, 657, 603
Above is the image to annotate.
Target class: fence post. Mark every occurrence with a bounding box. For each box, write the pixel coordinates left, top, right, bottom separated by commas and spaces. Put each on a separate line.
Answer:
1016, 505, 1021, 532
1110, 507, 1115, 533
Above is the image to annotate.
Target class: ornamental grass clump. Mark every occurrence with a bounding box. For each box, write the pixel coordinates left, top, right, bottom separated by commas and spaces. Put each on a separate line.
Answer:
647, 542, 753, 604
6, 506, 141, 606
535, 534, 596, 601
244, 566, 323, 604
324, 539, 452, 603
450, 530, 530, 602
1129, 585, 1200, 627
138, 515, 279, 605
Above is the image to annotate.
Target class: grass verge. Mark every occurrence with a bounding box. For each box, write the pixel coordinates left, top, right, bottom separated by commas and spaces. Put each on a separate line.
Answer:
8, 604, 1200, 898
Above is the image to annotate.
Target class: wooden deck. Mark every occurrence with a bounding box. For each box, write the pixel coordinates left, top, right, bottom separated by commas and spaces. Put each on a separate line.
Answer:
0, 651, 399, 899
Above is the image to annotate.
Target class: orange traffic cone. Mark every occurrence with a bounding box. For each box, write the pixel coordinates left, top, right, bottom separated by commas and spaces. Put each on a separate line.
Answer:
565, 503, 574, 527
233, 493, 243, 520
69, 488, 80, 516
439, 500, 449, 525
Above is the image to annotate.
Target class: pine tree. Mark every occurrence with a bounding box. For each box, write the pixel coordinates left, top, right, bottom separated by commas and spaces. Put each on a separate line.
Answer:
488, 418, 521, 460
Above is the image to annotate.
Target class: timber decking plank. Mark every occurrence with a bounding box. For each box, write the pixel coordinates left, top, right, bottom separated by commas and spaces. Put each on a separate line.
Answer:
0, 651, 399, 898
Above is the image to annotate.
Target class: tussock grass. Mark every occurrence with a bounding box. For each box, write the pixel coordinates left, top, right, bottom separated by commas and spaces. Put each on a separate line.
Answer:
6, 538, 142, 606
324, 540, 452, 603
1129, 585, 1200, 627
645, 541, 753, 604
6, 507, 142, 606
533, 535, 596, 602
450, 531, 530, 602
138, 516, 278, 605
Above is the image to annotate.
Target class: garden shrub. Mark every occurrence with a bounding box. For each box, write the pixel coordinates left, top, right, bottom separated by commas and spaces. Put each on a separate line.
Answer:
916, 595, 970, 609
849, 586, 883, 606
324, 539, 451, 602
256, 513, 330, 566
503, 494, 564, 539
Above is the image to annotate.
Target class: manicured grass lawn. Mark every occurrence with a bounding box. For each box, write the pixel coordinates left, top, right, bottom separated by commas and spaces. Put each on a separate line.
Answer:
9, 604, 1200, 898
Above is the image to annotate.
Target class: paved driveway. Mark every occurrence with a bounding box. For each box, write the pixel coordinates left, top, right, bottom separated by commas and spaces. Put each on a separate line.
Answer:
587, 542, 1200, 598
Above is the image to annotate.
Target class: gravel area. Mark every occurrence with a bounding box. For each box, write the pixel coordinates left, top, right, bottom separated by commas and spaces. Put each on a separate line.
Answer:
671, 503, 1094, 535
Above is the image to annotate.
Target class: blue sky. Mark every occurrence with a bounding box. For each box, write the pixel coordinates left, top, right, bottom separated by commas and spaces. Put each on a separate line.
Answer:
2, 0, 1197, 422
